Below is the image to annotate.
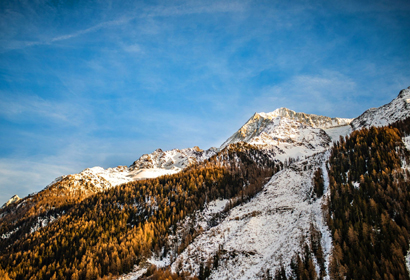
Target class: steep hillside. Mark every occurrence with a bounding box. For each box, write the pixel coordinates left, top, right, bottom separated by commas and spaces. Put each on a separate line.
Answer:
0, 144, 280, 280
0, 146, 217, 251
169, 151, 332, 280
351, 86, 410, 130
327, 125, 410, 280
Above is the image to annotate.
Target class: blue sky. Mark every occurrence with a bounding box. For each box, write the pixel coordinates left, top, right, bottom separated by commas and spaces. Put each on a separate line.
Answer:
0, 0, 409, 205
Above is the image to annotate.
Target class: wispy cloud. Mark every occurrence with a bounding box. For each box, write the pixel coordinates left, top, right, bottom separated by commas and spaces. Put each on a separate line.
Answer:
0, 93, 87, 125
122, 44, 143, 53
1, 0, 248, 51
50, 16, 133, 43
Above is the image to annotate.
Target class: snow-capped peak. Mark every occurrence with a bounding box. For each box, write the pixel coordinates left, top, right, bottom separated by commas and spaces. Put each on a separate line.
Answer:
1, 195, 20, 208
351, 86, 410, 130
256, 107, 352, 129
220, 108, 350, 154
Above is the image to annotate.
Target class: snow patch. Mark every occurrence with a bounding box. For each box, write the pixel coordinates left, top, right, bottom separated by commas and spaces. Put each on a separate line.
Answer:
320, 154, 333, 277
30, 214, 60, 234
148, 256, 171, 268
1, 227, 20, 239
1, 194, 21, 208
324, 125, 352, 142
403, 136, 410, 152
117, 266, 148, 280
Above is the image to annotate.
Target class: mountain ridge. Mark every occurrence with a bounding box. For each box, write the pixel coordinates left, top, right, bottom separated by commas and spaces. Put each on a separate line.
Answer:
220, 107, 352, 150
1, 86, 410, 280
1, 86, 405, 218
351, 86, 410, 130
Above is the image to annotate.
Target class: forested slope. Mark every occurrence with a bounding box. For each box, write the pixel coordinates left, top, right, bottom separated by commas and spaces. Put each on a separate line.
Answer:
0, 143, 279, 280
327, 122, 410, 280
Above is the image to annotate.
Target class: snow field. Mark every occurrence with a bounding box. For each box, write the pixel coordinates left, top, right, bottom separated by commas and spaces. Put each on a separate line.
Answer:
170, 151, 333, 280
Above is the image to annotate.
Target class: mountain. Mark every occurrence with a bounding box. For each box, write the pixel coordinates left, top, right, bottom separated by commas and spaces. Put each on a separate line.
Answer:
1, 195, 20, 209
43, 146, 219, 193
129, 146, 218, 173
221, 108, 352, 149
351, 86, 410, 130
0, 146, 217, 247
220, 108, 351, 161
51, 146, 219, 191
1, 86, 410, 280
170, 151, 332, 279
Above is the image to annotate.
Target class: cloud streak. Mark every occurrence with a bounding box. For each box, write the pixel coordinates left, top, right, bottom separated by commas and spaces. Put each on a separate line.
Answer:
1, 0, 248, 51
0, 93, 87, 126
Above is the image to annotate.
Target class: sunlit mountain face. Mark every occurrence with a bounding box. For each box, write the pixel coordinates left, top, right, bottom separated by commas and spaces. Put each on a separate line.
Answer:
1, 87, 410, 280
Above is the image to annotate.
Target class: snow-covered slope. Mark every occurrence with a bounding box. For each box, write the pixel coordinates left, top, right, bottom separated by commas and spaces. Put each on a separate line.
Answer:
48, 146, 218, 193
130, 146, 217, 172
221, 113, 333, 161
259, 108, 352, 128
221, 108, 351, 150
169, 151, 332, 279
407, 248, 410, 279
351, 86, 410, 130
323, 125, 352, 142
